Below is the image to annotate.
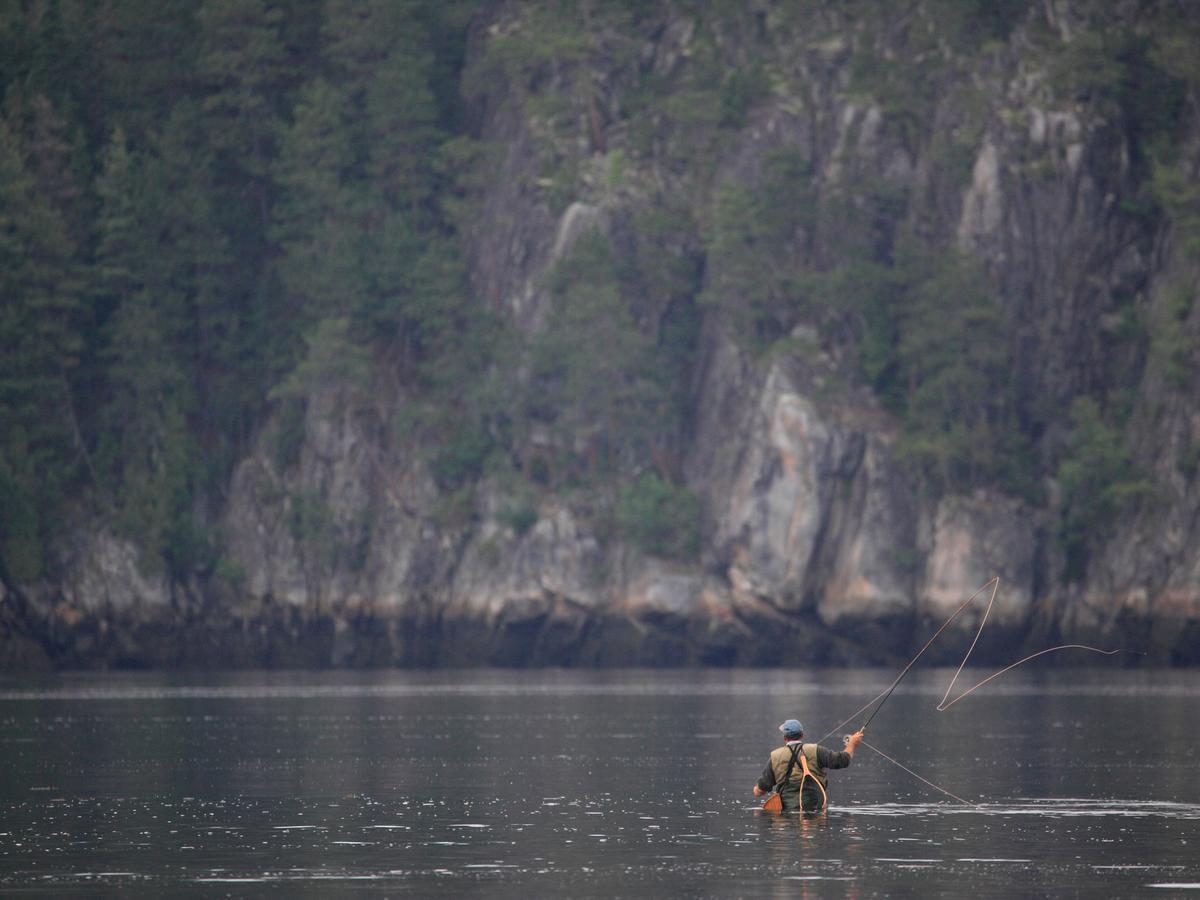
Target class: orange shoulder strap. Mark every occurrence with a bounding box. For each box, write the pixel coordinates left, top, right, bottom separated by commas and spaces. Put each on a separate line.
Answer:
799, 744, 828, 811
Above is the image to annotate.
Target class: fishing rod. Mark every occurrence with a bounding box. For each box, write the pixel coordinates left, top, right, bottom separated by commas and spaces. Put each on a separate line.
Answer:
815, 575, 1133, 806
859, 576, 1000, 731
819, 576, 1001, 743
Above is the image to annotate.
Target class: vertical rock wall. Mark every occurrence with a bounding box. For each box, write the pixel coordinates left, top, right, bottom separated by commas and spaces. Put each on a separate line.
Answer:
9, 1, 1200, 667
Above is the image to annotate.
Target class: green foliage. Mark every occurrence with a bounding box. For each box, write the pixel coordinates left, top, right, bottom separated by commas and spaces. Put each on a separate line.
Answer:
824, 260, 901, 398
272, 398, 307, 471
719, 62, 770, 129
616, 473, 702, 560
471, 8, 589, 86
286, 488, 372, 571
213, 554, 247, 591
274, 0, 478, 358
1057, 397, 1155, 579
523, 228, 677, 484
846, 4, 949, 143
498, 492, 539, 535
845, 1, 1025, 156
461, 1, 639, 211
0, 437, 44, 582
538, 151, 583, 216
408, 264, 512, 495
271, 317, 372, 402
97, 285, 193, 565
812, 199, 1035, 497
1150, 11, 1200, 106
164, 513, 221, 577
271, 77, 363, 357
892, 243, 1027, 493
91, 125, 205, 573
622, 15, 762, 172
1147, 282, 1195, 390
0, 113, 85, 581
287, 489, 333, 546
2, 0, 1198, 600
196, 0, 288, 182
1046, 20, 1187, 171
434, 136, 502, 233
431, 421, 494, 490
827, 175, 910, 265
850, 54, 936, 143
930, 0, 1029, 46
1151, 156, 1200, 262
1180, 435, 1200, 481
461, 2, 632, 104
701, 147, 818, 351
357, 14, 443, 213
0, 0, 490, 585
624, 201, 702, 308
618, 201, 703, 449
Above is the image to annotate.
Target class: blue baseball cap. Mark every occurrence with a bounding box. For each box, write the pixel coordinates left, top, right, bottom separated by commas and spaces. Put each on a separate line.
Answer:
779, 719, 804, 737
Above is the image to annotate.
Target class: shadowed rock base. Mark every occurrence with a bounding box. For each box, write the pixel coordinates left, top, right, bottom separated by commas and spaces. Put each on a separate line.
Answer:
1, 604, 1190, 670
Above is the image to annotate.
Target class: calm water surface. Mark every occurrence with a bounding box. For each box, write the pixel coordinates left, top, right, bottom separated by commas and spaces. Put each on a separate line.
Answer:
0, 667, 1197, 897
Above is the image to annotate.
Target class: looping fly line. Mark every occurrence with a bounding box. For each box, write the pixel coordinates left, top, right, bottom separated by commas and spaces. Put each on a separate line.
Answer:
818, 576, 1130, 805
861, 738, 976, 807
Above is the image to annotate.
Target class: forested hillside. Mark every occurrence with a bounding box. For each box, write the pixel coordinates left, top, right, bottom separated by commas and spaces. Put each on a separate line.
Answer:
3, 0, 1200, 668
1, 0, 479, 579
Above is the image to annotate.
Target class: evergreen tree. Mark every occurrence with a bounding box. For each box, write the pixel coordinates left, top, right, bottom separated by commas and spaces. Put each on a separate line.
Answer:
150, 100, 265, 470
526, 230, 663, 482
91, 109, 235, 574
1058, 397, 1154, 579
92, 129, 192, 568
328, 0, 447, 336
272, 77, 366, 360
190, 0, 314, 495
0, 116, 84, 580
0, 0, 98, 140
196, 0, 290, 224
92, 0, 199, 141
894, 245, 1015, 492
701, 148, 819, 351
362, 23, 441, 215
2, 91, 87, 242
274, 0, 469, 380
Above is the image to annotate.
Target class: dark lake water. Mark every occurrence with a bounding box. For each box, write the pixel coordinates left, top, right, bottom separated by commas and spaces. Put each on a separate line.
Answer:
1, 667, 1197, 897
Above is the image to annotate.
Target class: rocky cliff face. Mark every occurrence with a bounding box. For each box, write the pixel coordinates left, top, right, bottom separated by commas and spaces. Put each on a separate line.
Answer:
7, 1, 1199, 668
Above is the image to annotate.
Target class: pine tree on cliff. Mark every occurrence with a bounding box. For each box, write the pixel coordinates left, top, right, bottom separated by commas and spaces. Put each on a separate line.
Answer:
92, 129, 194, 570
0, 117, 85, 581
273, 0, 464, 378
195, 0, 300, 452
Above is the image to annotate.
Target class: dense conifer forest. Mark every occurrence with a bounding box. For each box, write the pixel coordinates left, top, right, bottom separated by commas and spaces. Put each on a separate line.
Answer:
3, 1, 1200, 650
1, 1, 490, 583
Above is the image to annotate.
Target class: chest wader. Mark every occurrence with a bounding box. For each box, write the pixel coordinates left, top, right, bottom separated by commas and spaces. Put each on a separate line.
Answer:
761, 743, 801, 813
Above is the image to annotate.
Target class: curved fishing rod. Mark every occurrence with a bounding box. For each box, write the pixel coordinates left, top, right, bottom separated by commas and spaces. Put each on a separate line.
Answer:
814, 575, 1136, 806
818, 577, 1000, 744
859, 576, 1001, 731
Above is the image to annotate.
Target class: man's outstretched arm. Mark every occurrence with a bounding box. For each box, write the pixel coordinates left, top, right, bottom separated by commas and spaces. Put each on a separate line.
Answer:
752, 761, 776, 796
820, 730, 864, 770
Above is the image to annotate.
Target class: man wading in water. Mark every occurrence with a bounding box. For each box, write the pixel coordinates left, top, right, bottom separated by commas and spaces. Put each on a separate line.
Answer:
752, 719, 864, 813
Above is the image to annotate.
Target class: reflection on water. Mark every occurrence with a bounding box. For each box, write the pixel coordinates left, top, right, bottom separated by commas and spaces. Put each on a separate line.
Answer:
0, 668, 1197, 897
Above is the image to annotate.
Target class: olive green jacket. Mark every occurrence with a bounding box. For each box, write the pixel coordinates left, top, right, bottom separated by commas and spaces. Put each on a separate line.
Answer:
756, 740, 852, 809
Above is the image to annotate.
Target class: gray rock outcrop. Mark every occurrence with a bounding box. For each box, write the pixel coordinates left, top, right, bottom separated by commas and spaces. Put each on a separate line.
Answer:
7, 1, 1200, 668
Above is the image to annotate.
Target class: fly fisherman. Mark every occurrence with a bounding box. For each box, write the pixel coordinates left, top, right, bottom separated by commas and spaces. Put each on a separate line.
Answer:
752, 719, 864, 812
